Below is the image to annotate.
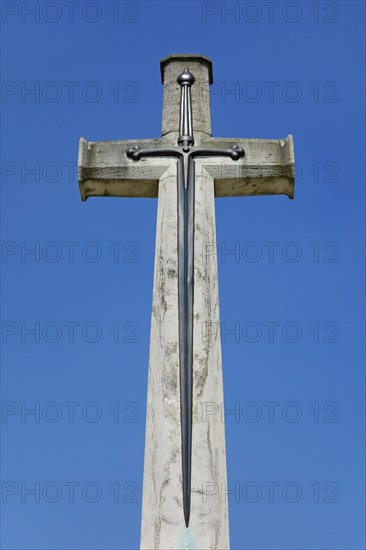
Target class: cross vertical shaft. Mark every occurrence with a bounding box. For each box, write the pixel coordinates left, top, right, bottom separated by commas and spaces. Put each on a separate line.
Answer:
140, 56, 231, 548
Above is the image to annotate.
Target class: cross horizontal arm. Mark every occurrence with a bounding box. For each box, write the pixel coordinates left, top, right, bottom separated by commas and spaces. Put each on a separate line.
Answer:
79, 135, 294, 201
78, 137, 169, 201
200, 135, 295, 199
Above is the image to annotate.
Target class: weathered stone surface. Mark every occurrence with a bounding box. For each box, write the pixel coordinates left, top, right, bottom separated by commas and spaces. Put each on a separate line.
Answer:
203, 136, 295, 198
190, 165, 229, 549
78, 138, 165, 200
139, 164, 184, 548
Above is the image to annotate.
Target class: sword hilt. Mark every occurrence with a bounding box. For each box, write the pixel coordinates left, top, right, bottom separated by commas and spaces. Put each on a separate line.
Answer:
177, 68, 195, 148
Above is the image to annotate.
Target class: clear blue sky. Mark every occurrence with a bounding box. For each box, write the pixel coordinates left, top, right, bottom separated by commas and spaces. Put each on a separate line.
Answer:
1, 1, 365, 549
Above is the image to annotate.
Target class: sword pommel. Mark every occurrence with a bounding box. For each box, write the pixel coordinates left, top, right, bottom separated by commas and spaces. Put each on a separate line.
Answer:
177, 68, 195, 86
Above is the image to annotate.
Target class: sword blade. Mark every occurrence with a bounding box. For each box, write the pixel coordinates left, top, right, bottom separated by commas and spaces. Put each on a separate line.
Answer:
128, 143, 243, 528
178, 154, 195, 527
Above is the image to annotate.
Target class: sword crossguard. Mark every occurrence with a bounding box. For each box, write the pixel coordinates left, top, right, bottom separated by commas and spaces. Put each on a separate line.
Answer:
127, 145, 245, 162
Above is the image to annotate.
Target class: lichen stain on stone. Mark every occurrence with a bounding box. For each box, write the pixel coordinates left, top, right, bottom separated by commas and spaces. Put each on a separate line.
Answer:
194, 355, 209, 401
158, 264, 168, 312
162, 366, 178, 395
206, 424, 215, 479
178, 527, 198, 550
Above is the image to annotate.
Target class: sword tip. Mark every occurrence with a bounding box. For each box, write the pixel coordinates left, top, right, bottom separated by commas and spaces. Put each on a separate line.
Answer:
184, 510, 190, 528
183, 495, 191, 527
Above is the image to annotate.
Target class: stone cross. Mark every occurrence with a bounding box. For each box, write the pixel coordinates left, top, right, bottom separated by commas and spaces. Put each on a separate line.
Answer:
78, 54, 295, 550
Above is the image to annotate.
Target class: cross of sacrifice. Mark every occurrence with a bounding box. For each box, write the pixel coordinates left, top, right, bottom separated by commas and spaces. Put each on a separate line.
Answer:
78, 54, 295, 550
